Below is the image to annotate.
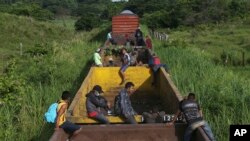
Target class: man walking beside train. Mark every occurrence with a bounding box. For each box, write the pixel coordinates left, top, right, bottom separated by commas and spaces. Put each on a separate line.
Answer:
168, 93, 215, 141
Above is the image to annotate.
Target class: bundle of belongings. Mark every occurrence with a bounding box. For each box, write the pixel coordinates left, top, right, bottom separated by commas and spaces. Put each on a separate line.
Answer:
142, 107, 166, 123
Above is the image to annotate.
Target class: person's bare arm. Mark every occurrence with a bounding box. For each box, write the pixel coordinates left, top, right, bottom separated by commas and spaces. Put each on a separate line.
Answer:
167, 110, 181, 126
55, 104, 67, 130
199, 109, 203, 117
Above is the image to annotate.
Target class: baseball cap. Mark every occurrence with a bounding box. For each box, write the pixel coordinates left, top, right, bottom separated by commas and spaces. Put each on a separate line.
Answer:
93, 85, 104, 93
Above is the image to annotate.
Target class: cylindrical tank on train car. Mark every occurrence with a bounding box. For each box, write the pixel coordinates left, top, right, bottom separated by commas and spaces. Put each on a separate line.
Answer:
112, 10, 139, 45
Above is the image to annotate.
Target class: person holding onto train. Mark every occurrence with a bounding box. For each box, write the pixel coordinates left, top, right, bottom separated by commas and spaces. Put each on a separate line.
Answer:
145, 35, 153, 51
149, 53, 170, 86
119, 48, 131, 85
86, 85, 110, 124
134, 26, 145, 46
55, 91, 82, 139
116, 82, 137, 124
93, 48, 103, 67
167, 93, 215, 141
105, 31, 115, 47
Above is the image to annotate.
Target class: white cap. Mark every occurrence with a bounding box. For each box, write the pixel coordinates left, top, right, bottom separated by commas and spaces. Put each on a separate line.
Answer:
96, 48, 101, 52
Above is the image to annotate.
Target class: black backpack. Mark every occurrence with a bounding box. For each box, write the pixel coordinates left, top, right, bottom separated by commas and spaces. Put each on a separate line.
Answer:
114, 95, 122, 115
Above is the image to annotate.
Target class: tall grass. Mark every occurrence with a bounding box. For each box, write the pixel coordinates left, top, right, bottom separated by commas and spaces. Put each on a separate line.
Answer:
154, 44, 250, 141
161, 17, 250, 68
0, 40, 100, 141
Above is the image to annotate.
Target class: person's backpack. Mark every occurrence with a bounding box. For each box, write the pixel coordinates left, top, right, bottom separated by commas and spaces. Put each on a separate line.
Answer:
44, 102, 58, 123
114, 95, 122, 115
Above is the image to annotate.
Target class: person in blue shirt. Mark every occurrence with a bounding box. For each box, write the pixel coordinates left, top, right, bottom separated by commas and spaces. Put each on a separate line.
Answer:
117, 82, 137, 124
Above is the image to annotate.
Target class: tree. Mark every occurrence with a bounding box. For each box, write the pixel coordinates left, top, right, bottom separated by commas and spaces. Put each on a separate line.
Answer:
75, 13, 99, 31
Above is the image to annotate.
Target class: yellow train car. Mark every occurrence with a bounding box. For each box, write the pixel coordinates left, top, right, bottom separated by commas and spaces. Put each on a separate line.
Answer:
66, 66, 180, 123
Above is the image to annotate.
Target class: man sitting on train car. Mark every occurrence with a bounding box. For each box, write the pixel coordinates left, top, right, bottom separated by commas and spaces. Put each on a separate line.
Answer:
93, 48, 103, 67
55, 91, 82, 139
119, 48, 131, 85
86, 85, 110, 124
115, 82, 137, 124
168, 93, 216, 141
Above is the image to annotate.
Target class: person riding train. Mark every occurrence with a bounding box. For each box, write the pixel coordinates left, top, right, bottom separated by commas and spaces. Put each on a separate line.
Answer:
86, 85, 110, 124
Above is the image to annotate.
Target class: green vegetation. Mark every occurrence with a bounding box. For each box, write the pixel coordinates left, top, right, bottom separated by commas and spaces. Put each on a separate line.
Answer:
0, 2, 54, 21
0, 12, 73, 71
158, 15, 250, 78
0, 12, 104, 140
135, 0, 250, 29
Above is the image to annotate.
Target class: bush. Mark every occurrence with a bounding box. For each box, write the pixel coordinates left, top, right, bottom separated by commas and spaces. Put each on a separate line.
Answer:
0, 59, 25, 106
9, 2, 54, 21
142, 11, 166, 29
75, 14, 99, 31
246, 58, 250, 65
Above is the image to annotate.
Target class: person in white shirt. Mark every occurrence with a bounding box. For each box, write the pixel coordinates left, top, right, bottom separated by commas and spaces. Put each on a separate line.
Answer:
93, 48, 103, 67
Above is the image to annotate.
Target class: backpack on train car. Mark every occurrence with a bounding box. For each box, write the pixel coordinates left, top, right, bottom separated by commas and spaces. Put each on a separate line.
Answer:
114, 95, 122, 115
44, 102, 58, 123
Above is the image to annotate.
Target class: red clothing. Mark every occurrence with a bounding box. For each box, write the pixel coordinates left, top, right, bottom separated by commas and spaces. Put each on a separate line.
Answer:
88, 111, 98, 117
146, 38, 152, 49
153, 56, 161, 65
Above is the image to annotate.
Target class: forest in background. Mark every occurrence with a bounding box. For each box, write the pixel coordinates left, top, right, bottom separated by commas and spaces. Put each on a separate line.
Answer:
0, 0, 249, 30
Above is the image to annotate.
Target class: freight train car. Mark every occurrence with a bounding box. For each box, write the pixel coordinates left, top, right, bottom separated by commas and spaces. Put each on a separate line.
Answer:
111, 10, 139, 45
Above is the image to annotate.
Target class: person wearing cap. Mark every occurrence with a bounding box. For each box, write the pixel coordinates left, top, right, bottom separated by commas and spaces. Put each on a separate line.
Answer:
86, 85, 110, 124
167, 93, 215, 141
93, 48, 103, 67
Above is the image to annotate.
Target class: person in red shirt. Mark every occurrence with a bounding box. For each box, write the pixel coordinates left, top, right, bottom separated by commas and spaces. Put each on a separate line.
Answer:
145, 35, 153, 50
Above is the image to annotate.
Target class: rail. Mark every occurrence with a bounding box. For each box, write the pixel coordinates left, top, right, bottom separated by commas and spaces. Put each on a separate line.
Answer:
149, 30, 169, 41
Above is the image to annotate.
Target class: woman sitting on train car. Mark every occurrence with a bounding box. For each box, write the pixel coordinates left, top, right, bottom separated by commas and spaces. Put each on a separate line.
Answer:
86, 85, 110, 124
